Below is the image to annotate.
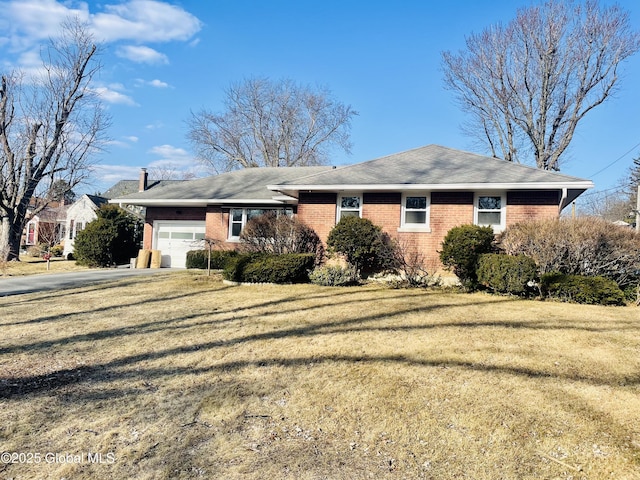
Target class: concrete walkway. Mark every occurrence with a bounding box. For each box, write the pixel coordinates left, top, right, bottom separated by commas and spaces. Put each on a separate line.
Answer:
0, 268, 178, 297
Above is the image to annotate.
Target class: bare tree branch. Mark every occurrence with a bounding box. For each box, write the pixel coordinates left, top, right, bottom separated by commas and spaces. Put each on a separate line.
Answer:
0, 18, 110, 261
187, 77, 358, 173
442, 0, 640, 170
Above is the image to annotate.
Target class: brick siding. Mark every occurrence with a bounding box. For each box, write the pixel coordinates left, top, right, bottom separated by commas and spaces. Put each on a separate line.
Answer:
144, 189, 563, 268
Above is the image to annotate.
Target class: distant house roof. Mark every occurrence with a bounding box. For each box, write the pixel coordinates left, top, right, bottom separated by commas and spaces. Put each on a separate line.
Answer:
86, 194, 110, 208
110, 167, 332, 207
101, 179, 183, 199
110, 145, 594, 209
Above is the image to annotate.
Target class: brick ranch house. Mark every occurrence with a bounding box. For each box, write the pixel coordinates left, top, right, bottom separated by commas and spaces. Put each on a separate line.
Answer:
110, 145, 594, 269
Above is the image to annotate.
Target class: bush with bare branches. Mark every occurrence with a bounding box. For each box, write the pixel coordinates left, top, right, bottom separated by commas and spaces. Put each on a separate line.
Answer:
499, 218, 640, 289
240, 212, 323, 261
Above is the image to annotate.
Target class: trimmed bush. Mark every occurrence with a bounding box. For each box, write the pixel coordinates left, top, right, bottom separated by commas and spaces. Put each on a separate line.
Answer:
49, 244, 64, 257
186, 249, 238, 270
540, 272, 626, 306
326, 216, 397, 274
477, 254, 538, 296
223, 253, 315, 284
439, 224, 495, 290
309, 264, 360, 286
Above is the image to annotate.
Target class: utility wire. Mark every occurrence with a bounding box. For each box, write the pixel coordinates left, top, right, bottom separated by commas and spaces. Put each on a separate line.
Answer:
587, 141, 640, 179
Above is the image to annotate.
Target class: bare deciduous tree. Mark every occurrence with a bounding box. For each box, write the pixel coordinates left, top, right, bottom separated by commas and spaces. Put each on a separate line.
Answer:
187, 77, 357, 173
442, 0, 640, 171
0, 19, 108, 261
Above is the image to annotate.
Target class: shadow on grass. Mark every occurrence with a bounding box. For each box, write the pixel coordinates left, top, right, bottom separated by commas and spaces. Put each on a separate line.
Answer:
2, 289, 638, 399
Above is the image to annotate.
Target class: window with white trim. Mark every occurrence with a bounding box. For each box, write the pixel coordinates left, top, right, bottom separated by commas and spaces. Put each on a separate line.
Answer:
337, 194, 362, 220
401, 193, 430, 229
475, 194, 505, 231
228, 207, 293, 240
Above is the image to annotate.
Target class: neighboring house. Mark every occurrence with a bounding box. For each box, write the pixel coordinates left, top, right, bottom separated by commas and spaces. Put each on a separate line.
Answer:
62, 194, 109, 258
62, 169, 182, 257
22, 201, 68, 250
110, 145, 594, 269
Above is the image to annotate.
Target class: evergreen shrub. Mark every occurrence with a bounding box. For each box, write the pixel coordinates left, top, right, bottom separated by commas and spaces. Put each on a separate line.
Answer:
186, 249, 238, 270
477, 253, 538, 295
540, 272, 626, 306
309, 264, 360, 286
439, 224, 495, 290
223, 253, 315, 284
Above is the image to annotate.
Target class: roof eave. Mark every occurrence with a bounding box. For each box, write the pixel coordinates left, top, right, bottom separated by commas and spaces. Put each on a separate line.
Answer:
108, 197, 297, 207
267, 181, 595, 195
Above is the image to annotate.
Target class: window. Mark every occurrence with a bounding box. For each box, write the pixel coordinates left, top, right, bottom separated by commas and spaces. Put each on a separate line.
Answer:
75, 222, 85, 239
400, 194, 430, 230
26, 222, 36, 245
475, 194, 505, 231
337, 194, 362, 220
228, 207, 293, 240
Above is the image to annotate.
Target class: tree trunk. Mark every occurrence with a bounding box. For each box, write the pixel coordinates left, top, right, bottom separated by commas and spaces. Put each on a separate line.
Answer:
1, 215, 22, 261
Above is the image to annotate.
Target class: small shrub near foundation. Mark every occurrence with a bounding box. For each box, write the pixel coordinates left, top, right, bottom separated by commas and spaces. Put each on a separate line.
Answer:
309, 264, 360, 286
540, 272, 626, 306
223, 253, 315, 284
477, 253, 538, 296
186, 249, 238, 270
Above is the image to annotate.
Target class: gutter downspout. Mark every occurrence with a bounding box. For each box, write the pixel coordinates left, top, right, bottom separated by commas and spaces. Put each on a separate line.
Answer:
559, 187, 568, 214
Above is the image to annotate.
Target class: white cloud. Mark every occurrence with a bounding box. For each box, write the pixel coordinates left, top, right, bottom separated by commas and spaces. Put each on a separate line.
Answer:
0, 0, 89, 49
148, 79, 170, 88
91, 0, 202, 43
90, 164, 142, 185
93, 86, 138, 106
107, 135, 139, 148
135, 78, 171, 88
0, 0, 201, 68
148, 144, 194, 166
117, 45, 168, 65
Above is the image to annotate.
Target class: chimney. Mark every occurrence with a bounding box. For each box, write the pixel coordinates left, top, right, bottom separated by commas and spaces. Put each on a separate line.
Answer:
139, 168, 148, 192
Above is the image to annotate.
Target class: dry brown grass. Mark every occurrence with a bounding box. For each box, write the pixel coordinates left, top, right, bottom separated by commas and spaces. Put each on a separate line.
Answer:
0, 271, 638, 479
1, 256, 89, 277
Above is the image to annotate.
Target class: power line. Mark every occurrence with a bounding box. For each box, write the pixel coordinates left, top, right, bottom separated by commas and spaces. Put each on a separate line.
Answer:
587, 141, 640, 179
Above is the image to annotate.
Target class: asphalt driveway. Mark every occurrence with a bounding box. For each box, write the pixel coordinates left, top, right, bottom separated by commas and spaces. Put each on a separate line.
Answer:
0, 268, 178, 296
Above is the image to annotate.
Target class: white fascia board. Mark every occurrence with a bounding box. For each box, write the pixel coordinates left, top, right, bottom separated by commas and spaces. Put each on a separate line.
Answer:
108, 198, 293, 207
268, 181, 595, 192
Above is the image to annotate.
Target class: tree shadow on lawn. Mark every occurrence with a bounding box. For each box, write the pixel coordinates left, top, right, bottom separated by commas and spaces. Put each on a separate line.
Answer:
0, 286, 426, 354
2, 292, 638, 400
3, 286, 638, 357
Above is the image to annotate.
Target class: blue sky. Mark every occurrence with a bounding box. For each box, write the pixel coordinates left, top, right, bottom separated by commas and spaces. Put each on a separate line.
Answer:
1, 0, 639, 200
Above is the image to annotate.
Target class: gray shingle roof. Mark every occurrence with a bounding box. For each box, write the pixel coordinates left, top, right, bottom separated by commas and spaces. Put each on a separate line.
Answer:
271, 145, 592, 188
112, 166, 333, 205
110, 145, 593, 207
102, 179, 183, 199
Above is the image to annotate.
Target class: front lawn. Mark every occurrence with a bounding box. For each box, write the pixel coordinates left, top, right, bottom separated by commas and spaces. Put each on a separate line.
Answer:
1, 256, 89, 276
0, 272, 638, 479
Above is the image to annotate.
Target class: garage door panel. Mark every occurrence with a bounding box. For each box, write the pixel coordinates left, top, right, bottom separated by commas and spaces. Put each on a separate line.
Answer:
154, 221, 206, 268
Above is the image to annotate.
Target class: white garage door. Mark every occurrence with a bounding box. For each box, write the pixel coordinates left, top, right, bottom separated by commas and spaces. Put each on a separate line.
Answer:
154, 221, 206, 268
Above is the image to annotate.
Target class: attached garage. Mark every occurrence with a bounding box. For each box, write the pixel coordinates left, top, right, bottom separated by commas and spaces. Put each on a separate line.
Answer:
153, 221, 206, 268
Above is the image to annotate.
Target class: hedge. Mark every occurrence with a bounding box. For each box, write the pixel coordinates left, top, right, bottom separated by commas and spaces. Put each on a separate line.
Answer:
540, 272, 626, 306
186, 249, 239, 270
223, 253, 315, 284
477, 253, 538, 296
